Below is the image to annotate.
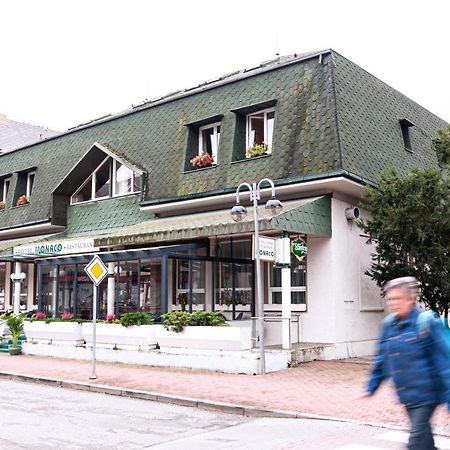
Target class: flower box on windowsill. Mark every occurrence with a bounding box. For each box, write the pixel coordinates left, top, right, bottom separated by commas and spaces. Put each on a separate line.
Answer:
246, 143, 269, 158
190, 152, 215, 169
16, 195, 30, 207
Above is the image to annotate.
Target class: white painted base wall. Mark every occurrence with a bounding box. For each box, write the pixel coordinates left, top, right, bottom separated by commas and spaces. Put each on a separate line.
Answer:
22, 342, 290, 375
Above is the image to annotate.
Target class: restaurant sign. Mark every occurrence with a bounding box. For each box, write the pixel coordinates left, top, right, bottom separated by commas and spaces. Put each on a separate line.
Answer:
13, 238, 98, 257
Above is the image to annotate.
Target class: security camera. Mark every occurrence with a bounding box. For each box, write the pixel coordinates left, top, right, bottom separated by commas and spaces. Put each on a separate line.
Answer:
345, 206, 360, 221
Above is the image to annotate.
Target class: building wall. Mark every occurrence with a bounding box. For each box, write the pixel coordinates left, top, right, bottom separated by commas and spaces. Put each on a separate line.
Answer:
301, 196, 384, 355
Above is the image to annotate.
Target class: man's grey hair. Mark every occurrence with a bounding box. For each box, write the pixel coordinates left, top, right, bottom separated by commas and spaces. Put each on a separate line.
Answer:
384, 276, 420, 298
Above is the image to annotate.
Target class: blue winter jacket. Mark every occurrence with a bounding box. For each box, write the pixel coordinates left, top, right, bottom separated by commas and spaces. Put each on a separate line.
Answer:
367, 307, 450, 411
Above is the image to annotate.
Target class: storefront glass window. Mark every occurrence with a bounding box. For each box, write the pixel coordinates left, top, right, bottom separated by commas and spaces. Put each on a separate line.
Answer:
140, 260, 161, 314
41, 265, 58, 317
117, 261, 139, 315
77, 265, 94, 319
58, 265, 76, 316
175, 259, 205, 311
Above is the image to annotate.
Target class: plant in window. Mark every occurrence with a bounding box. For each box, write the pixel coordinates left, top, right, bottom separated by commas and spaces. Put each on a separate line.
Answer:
246, 143, 269, 158
16, 195, 30, 206
0, 201, 5, 209
190, 152, 214, 169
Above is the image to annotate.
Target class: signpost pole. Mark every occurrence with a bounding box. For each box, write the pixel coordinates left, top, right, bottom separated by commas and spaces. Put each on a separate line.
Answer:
85, 255, 107, 381
89, 284, 98, 380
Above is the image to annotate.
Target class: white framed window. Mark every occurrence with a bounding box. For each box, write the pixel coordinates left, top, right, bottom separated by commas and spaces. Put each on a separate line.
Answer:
71, 157, 141, 205
26, 171, 36, 198
268, 253, 307, 311
1, 177, 11, 203
113, 159, 141, 196
198, 122, 220, 164
246, 108, 275, 153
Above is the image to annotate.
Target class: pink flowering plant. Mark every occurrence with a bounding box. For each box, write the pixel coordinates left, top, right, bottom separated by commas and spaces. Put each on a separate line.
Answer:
61, 311, 74, 320
105, 314, 117, 323
16, 195, 30, 206
190, 152, 214, 168
34, 311, 47, 320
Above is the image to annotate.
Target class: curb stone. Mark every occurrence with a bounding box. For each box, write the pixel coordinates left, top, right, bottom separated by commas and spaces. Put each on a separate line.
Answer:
0, 371, 448, 438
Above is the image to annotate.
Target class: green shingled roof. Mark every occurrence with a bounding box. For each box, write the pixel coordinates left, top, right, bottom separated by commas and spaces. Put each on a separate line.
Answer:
0, 50, 447, 235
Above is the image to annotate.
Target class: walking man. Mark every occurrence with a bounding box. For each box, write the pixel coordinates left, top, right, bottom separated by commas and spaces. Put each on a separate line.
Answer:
364, 276, 450, 450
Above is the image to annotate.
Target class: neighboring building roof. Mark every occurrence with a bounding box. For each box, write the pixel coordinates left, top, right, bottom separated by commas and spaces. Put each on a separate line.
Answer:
0, 50, 447, 236
0, 114, 59, 154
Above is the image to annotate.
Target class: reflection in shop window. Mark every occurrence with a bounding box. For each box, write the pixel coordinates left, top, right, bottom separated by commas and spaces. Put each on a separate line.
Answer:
140, 260, 161, 314
41, 265, 58, 317
116, 261, 139, 316
175, 259, 205, 311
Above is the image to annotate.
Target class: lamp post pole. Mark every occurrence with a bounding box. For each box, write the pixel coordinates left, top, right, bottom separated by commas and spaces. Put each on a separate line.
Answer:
251, 182, 266, 375
231, 178, 283, 376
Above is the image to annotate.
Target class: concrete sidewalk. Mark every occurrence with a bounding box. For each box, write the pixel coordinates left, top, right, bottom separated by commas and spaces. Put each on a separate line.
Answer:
0, 353, 447, 436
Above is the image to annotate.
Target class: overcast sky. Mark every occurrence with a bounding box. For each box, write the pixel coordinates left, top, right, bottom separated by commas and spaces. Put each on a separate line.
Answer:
1, 0, 449, 131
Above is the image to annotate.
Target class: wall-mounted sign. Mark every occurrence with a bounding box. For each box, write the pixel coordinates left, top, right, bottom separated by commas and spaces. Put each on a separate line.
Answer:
252, 235, 276, 262
13, 238, 98, 257
291, 239, 307, 261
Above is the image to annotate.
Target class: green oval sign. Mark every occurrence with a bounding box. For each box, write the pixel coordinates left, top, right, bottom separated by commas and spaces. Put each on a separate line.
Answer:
291, 239, 307, 260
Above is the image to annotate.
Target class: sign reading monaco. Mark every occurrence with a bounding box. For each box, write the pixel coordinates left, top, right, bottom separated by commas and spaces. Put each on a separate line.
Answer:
13, 238, 98, 257
252, 236, 276, 262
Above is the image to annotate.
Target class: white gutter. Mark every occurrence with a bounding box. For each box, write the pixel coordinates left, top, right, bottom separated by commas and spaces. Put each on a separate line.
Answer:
0, 222, 65, 239
140, 177, 364, 215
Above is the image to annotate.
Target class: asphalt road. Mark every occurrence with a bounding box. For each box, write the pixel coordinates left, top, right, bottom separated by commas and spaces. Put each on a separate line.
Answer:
1, 380, 449, 449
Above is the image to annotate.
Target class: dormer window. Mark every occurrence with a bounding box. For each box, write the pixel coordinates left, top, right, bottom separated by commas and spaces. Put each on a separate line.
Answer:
1, 177, 11, 203
198, 122, 220, 164
26, 171, 36, 198
246, 108, 275, 155
399, 118, 414, 152
71, 157, 141, 204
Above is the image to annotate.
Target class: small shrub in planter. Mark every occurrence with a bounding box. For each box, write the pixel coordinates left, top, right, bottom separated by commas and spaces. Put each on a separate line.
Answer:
6, 314, 25, 355
119, 312, 154, 327
162, 311, 228, 333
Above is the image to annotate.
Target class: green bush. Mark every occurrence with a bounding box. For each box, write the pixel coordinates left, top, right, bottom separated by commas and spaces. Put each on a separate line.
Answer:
119, 312, 154, 327
6, 314, 25, 346
162, 311, 227, 333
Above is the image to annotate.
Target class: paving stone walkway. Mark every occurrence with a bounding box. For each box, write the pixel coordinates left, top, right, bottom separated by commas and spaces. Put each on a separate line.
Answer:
0, 353, 447, 436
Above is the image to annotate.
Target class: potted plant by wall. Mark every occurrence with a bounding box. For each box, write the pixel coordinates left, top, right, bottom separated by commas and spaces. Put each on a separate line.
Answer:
6, 314, 25, 355
246, 143, 269, 158
16, 195, 30, 206
190, 152, 214, 169
0, 201, 5, 210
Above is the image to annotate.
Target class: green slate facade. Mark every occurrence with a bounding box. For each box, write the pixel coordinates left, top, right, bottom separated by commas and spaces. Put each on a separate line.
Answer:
0, 49, 446, 235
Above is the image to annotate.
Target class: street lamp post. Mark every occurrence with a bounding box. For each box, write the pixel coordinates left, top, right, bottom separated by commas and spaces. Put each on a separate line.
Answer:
230, 178, 282, 375
10, 263, 26, 316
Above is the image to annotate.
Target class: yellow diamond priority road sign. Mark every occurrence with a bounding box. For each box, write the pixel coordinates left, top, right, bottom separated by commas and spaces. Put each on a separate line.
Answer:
84, 255, 108, 286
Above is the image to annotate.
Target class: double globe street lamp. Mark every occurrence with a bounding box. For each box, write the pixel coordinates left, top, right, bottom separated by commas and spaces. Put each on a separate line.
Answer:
230, 178, 282, 375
